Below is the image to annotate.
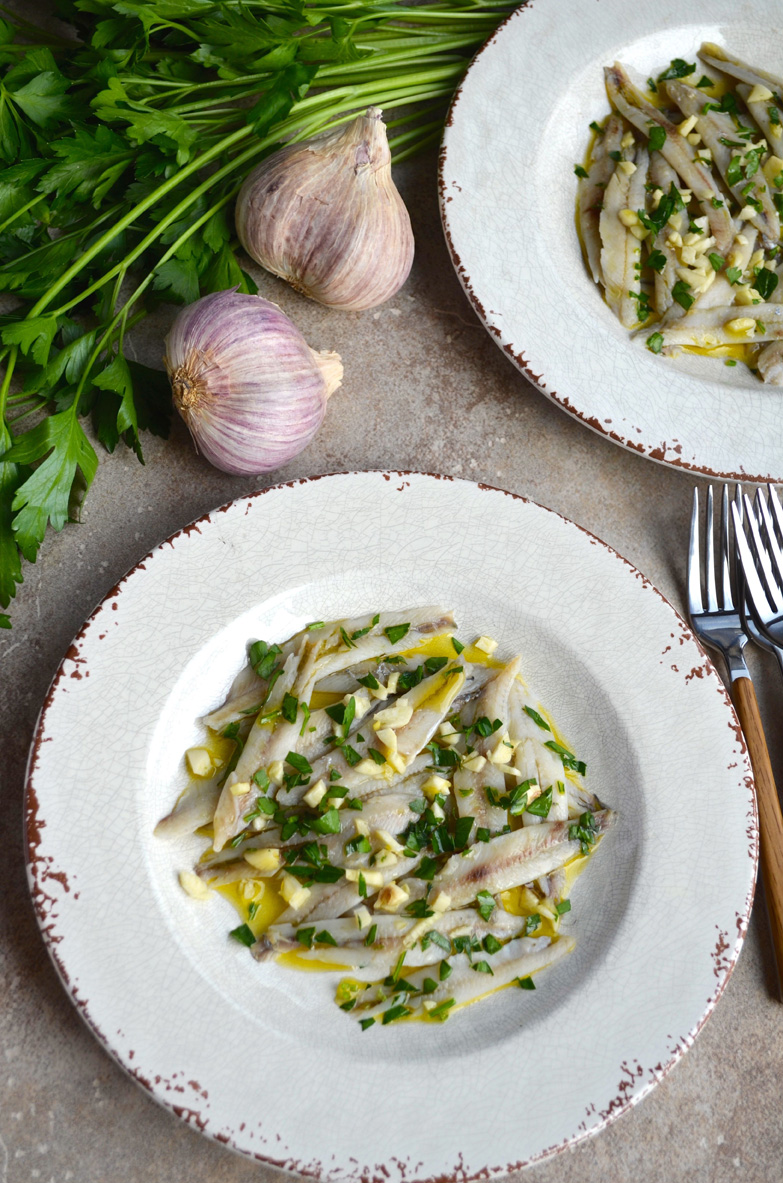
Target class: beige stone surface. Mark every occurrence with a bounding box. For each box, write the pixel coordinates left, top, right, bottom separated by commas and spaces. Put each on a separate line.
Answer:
1, 149, 783, 1183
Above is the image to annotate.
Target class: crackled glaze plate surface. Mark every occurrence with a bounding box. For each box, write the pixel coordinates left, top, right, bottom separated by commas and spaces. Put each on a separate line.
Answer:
26, 473, 755, 1179
440, 0, 783, 481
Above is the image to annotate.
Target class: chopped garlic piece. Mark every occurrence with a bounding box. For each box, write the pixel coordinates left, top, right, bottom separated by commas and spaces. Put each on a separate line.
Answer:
748, 83, 774, 103
618, 208, 639, 227
488, 736, 514, 765
422, 774, 451, 799
692, 269, 716, 295
474, 635, 498, 655
303, 778, 327, 808
354, 818, 370, 837
230, 780, 251, 797
385, 672, 399, 694
687, 132, 701, 146
373, 697, 413, 730
375, 726, 398, 756
618, 159, 636, 175
431, 891, 452, 913
738, 206, 757, 221
267, 760, 284, 786
374, 828, 405, 854
735, 233, 749, 245
345, 869, 384, 886
750, 249, 765, 272
735, 285, 761, 305
387, 752, 407, 774
629, 224, 648, 241
355, 906, 372, 930
375, 849, 398, 868
651, 187, 664, 209
369, 683, 388, 701
185, 747, 213, 777
251, 817, 267, 832
376, 883, 409, 912
347, 691, 371, 718
280, 873, 311, 910
438, 721, 459, 738
354, 757, 387, 778
462, 753, 486, 773
667, 231, 683, 248
179, 870, 210, 900
430, 799, 445, 822
620, 130, 634, 149
240, 879, 265, 902
245, 848, 281, 872
678, 114, 697, 137
726, 317, 757, 336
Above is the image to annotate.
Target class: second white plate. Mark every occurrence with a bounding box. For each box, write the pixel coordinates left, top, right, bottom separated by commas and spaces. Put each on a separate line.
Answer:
440, 0, 783, 480
26, 473, 755, 1179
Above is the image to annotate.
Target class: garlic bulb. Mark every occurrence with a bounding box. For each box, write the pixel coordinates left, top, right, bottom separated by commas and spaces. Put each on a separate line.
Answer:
164, 290, 343, 476
235, 108, 414, 311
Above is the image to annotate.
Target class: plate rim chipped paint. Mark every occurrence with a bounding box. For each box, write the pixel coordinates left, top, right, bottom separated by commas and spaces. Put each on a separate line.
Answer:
24, 472, 756, 1180
439, 0, 783, 481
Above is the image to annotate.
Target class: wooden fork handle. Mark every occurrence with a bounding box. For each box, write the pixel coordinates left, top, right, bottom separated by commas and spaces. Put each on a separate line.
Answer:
733, 676, 783, 993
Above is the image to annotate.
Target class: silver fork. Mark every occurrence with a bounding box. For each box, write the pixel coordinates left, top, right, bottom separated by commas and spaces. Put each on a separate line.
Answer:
734, 486, 783, 680
734, 485, 783, 652
690, 484, 783, 992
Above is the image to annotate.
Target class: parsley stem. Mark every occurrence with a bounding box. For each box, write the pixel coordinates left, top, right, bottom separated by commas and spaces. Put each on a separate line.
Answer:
0, 345, 17, 437
27, 122, 255, 319
0, 191, 45, 236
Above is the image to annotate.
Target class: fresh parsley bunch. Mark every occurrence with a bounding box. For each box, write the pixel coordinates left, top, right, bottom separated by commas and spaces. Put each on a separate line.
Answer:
0, 0, 514, 628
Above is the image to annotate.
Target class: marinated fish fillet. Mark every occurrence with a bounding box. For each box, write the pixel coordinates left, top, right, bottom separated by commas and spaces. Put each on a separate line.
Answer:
605, 63, 734, 253
420, 810, 615, 909
665, 79, 779, 245
579, 113, 626, 283
351, 935, 575, 1024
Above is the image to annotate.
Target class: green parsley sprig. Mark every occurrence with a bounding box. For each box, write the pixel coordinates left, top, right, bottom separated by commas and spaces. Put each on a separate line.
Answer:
0, 0, 517, 628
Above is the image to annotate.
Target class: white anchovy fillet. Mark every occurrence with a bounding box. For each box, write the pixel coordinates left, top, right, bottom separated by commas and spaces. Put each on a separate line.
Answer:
506, 681, 569, 823
649, 153, 685, 318
454, 658, 524, 836
665, 79, 779, 245
254, 908, 528, 978
352, 935, 576, 1022
651, 302, 783, 348
599, 159, 637, 326
274, 852, 426, 925
698, 43, 783, 102
202, 788, 422, 866
736, 83, 783, 149
605, 63, 734, 253
689, 228, 757, 314
154, 776, 223, 840
578, 112, 627, 284
422, 811, 616, 908
756, 340, 783, 383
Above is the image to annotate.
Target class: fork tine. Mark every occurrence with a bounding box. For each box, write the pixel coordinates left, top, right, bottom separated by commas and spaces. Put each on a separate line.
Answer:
720, 484, 734, 610
705, 485, 718, 612
732, 500, 775, 621
756, 488, 783, 599
744, 492, 783, 613
688, 486, 703, 615
768, 483, 783, 543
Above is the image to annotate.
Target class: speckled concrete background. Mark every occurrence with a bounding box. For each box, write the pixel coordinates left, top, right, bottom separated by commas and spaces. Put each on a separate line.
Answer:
2, 129, 783, 1183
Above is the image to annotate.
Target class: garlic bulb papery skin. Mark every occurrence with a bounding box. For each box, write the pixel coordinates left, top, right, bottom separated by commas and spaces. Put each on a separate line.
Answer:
235, 108, 414, 312
164, 290, 343, 476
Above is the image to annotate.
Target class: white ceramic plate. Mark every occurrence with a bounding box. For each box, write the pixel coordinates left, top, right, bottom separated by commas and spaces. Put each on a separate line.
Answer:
26, 472, 755, 1179
440, 0, 783, 481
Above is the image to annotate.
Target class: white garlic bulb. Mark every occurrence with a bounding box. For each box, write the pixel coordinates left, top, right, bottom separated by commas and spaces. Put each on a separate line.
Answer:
235, 108, 414, 311
164, 290, 343, 476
